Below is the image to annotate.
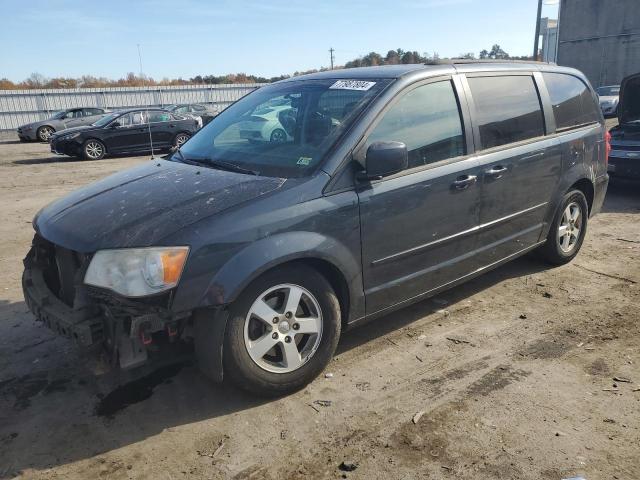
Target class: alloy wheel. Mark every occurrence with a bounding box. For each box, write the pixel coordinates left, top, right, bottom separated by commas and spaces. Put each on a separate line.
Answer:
39, 127, 53, 141
85, 141, 104, 159
270, 129, 286, 143
557, 201, 583, 253
175, 134, 189, 147
243, 283, 323, 373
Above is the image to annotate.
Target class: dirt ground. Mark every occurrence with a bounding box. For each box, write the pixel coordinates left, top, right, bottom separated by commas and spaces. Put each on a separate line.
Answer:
0, 131, 638, 480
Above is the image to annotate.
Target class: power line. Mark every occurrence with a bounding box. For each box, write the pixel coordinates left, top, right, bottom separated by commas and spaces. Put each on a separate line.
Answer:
329, 47, 335, 70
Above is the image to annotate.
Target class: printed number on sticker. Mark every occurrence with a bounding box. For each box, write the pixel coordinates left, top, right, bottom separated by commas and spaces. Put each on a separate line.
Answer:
329, 80, 376, 91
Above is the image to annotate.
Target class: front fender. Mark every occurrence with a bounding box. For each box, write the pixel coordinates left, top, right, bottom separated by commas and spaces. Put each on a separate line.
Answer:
195, 231, 364, 323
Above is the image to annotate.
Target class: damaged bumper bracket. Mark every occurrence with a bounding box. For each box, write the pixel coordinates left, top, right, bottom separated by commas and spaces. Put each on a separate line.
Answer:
22, 253, 103, 348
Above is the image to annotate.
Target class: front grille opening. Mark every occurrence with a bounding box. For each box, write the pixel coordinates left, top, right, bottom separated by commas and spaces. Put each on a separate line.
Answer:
36, 236, 82, 307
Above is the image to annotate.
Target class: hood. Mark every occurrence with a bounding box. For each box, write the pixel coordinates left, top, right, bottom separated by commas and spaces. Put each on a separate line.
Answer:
34, 160, 287, 252
19, 119, 47, 130
50, 125, 95, 138
599, 95, 618, 103
618, 72, 640, 125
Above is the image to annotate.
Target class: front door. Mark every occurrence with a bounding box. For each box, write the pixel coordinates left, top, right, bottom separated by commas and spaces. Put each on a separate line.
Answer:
357, 78, 482, 315
104, 112, 149, 153
462, 73, 561, 265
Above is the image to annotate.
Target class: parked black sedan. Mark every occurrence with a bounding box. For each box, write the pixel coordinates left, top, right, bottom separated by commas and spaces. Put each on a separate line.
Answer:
49, 108, 199, 160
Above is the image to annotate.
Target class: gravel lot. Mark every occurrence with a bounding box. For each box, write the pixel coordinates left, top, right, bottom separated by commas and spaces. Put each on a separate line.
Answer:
0, 132, 638, 480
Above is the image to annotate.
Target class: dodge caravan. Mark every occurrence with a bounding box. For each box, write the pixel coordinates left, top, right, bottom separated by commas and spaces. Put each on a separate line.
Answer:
23, 61, 609, 395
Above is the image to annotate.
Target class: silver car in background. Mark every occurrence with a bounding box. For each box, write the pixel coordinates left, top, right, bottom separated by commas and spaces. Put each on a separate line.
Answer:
17, 107, 107, 142
165, 103, 219, 129
597, 85, 620, 117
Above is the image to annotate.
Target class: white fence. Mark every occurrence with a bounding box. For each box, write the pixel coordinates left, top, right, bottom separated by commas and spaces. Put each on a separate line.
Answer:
0, 83, 263, 130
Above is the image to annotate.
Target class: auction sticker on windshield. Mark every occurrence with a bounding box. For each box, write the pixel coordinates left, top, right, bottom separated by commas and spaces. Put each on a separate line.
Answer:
329, 80, 376, 91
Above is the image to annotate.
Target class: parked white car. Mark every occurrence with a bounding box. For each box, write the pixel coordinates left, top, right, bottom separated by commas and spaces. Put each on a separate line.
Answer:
238, 105, 295, 143
597, 85, 620, 117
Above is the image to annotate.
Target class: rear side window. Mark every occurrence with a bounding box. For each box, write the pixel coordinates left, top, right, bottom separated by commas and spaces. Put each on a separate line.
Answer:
542, 72, 600, 130
468, 76, 544, 150
366, 80, 466, 169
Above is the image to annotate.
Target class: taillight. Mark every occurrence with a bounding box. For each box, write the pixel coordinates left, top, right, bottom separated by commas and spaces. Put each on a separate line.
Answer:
605, 130, 611, 166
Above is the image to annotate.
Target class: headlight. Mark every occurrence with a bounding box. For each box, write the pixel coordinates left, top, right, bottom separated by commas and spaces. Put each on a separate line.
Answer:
84, 247, 189, 297
62, 132, 81, 140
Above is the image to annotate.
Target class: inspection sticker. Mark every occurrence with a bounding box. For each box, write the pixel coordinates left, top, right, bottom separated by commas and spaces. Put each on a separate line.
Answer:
329, 80, 376, 91
297, 156, 312, 166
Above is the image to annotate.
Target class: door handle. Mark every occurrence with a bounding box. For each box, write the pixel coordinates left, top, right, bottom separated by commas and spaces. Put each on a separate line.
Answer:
452, 175, 478, 190
485, 165, 508, 179
169, 123, 176, 127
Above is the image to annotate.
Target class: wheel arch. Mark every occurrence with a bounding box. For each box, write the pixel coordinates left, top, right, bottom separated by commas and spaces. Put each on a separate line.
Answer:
186, 231, 364, 327
569, 178, 594, 215
539, 173, 596, 243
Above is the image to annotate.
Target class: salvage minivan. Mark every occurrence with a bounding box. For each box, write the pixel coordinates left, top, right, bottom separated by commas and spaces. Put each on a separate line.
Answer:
23, 61, 609, 395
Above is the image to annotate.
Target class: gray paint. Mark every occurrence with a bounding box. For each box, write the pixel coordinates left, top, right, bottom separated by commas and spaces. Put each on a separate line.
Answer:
26, 62, 609, 379
557, 0, 640, 87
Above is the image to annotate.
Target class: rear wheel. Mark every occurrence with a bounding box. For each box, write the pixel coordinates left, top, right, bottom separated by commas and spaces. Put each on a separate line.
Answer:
270, 128, 286, 143
538, 189, 588, 265
82, 139, 106, 160
37, 126, 54, 142
221, 265, 341, 396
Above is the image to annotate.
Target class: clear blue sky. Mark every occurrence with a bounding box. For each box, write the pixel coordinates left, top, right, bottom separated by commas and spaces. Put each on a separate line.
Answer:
0, 0, 559, 82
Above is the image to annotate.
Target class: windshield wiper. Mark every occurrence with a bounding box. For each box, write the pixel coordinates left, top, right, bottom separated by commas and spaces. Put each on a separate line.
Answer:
207, 159, 259, 176
171, 148, 259, 175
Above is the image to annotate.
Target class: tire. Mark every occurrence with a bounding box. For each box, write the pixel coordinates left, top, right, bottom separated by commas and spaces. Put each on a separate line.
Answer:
174, 132, 190, 148
37, 126, 54, 142
221, 264, 341, 396
270, 128, 287, 143
538, 189, 589, 265
82, 139, 106, 160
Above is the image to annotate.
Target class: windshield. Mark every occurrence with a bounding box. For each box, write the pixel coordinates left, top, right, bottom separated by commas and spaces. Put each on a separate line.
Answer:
50, 111, 67, 119
93, 112, 121, 127
176, 78, 391, 177
597, 86, 620, 96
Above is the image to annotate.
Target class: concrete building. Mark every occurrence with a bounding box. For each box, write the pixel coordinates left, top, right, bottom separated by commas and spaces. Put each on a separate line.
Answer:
540, 17, 558, 63
557, 0, 640, 87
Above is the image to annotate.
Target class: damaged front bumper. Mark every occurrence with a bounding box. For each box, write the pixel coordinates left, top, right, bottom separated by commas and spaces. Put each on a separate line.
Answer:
22, 235, 192, 370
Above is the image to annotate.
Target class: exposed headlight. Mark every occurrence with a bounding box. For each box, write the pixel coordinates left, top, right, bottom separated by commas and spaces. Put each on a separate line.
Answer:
84, 247, 189, 297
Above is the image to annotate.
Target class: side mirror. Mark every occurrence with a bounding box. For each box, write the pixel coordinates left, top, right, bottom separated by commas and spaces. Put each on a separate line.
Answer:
359, 141, 408, 180
110, 121, 121, 128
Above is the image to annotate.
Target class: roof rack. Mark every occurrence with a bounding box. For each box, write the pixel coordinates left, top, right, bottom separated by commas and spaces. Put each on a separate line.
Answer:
426, 59, 556, 66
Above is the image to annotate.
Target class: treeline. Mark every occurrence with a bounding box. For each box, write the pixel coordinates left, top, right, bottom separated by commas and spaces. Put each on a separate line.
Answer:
0, 45, 531, 90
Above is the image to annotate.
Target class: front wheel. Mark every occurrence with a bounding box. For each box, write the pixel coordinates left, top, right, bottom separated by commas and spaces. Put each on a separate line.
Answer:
220, 265, 341, 396
538, 189, 589, 265
82, 139, 106, 160
174, 132, 190, 148
37, 126, 54, 142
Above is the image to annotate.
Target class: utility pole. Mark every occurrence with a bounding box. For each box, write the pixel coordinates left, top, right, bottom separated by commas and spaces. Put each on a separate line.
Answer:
533, 0, 543, 60
329, 47, 335, 70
